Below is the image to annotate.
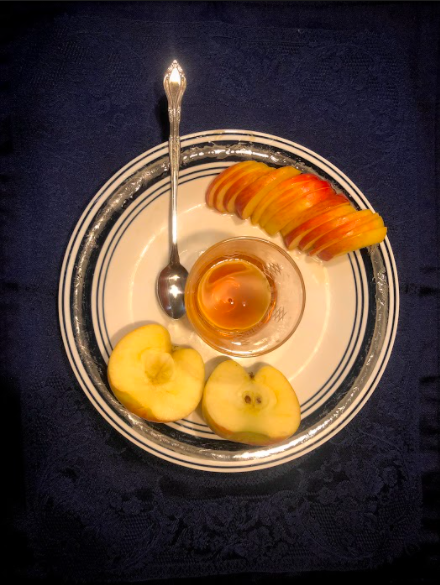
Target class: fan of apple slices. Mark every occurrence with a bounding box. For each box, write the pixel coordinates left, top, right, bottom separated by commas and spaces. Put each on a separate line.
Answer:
206, 161, 387, 261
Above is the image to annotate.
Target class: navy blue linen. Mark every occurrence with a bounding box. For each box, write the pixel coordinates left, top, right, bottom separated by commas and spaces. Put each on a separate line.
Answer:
3, 2, 439, 582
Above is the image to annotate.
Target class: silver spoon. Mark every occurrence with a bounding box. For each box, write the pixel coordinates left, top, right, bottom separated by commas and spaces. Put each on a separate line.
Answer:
157, 60, 188, 319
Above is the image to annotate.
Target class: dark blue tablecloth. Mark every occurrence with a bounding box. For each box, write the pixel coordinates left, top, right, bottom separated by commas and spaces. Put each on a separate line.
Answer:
3, 2, 439, 583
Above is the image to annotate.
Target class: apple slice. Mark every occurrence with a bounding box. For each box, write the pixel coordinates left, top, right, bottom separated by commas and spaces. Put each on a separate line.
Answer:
259, 178, 332, 227
308, 211, 382, 256
108, 324, 205, 423
312, 214, 385, 257
250, 174, 317, 225
284, 202, 355, 250
299, 209, 374, 253
223, 165, 272, 213
280, 193, 351, 238
206, 161, 261, 209
202, 360, 301, 446
214, 162, 269, 213
262, 186, 336, 236
318, 226, 387, 261
235, 166, 301, 219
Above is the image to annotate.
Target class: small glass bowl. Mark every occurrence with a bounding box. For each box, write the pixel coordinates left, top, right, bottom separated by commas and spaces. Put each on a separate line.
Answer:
185, 237, 306, 357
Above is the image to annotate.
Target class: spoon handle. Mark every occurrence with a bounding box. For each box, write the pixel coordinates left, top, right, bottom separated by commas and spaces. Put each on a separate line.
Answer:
164, 60, 186, 265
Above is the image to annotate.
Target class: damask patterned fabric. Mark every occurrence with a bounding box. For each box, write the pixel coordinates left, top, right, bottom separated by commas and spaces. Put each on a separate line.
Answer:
3, 2, 439, 582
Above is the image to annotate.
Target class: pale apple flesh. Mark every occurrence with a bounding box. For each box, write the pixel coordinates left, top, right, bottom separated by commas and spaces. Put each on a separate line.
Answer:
108, 324, 205, 423
202, 360, 301, 446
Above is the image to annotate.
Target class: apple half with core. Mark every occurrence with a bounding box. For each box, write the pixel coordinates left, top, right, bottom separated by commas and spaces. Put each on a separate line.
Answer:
202, 360, 301, 446
108, 324, 205, 422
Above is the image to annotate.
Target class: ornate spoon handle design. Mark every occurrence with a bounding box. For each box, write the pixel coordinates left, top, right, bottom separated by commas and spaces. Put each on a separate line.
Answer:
163, 60, 186, 264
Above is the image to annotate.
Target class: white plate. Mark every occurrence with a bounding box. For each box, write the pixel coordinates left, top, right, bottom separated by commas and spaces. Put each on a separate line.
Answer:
59, 129, 399, 472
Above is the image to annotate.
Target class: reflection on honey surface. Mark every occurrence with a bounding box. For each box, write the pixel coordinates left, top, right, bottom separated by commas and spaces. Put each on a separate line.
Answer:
197, 258, 273, 331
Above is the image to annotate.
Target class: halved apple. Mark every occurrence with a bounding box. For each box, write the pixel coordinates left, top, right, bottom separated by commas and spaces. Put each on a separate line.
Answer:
223, 165, 272, 213
308, 211, 383, 256
318, 226, 387, 261
108, 324, 205, 423
250, 174, 318, 225
202, 360, 301, 446
283, 201, 355, 250
262, 186, 336, 236
206, 161, 260, 209
235, 166, 301, 219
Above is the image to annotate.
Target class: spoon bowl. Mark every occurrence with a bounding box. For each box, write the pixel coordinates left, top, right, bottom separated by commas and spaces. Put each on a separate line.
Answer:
157, 262, 189, 320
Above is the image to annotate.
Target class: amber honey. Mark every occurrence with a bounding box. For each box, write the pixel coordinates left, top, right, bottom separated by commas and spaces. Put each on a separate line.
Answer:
196, 258, 274, 331
185, 237, 305, 357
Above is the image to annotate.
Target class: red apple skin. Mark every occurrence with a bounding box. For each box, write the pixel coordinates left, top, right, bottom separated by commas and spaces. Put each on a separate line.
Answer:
251, 173, 319, 225
260, 178, 333, 227
312, 214, 384, 257
206, 163, 387, 263
214, 162, 268, 213
299, 209, 373, 253
206, 161, 257, 208
234, 166, 301, 219
308, 211, 382, 256
318, 226, 387, 261
284, 202, 355, 250
280, 193, 351, 237
223, 166, 271, 213
263, 187, 336, 236
252, 174, 328, 227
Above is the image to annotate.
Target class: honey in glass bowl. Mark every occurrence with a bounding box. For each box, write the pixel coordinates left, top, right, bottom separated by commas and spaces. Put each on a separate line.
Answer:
197, 257, 275, 332
185, 237, 305, 357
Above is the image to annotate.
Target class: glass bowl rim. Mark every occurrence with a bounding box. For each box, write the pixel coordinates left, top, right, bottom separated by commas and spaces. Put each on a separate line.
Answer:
185, 235, 307, 357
